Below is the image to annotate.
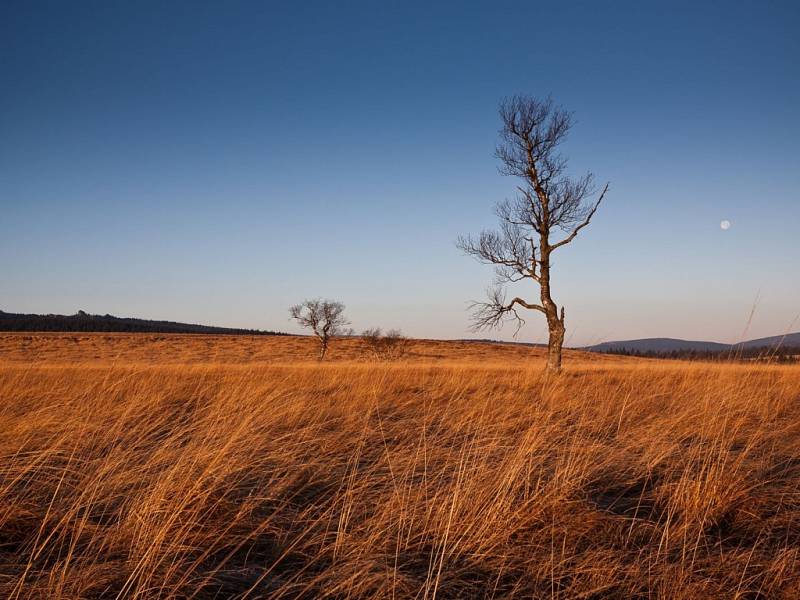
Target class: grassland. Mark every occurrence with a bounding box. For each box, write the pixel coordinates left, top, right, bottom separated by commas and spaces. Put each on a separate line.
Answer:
1, 333, 798, 598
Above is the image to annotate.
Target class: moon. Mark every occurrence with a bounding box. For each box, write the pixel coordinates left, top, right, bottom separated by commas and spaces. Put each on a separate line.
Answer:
720, 219, 731, 231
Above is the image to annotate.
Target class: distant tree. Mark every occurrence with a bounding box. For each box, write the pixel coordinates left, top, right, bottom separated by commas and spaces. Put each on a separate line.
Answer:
289, 299, 349, 360
458, 96, 608, 372
361, 328, 409, 360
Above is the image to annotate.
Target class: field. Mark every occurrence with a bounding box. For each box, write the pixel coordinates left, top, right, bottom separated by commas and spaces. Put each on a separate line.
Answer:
1, 333, 799, 599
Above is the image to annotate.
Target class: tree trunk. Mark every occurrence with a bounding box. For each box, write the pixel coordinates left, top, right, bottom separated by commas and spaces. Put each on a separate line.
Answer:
538, 245, 564, 373
318, 337, 328, 360
546, 320, 565, 372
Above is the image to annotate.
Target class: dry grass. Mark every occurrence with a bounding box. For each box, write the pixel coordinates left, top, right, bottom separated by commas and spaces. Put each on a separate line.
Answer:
0, 334, 798, 598
0, 333, 630, 366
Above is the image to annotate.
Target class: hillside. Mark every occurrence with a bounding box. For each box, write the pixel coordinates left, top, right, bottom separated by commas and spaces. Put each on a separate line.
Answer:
737, 331, 800, 349
588, 332, 800, 354
588, 337, 730, 353
0, 332, 618, 366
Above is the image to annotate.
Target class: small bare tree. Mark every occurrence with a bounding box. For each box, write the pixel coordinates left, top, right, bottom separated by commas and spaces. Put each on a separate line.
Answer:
289, 299, 349, 360
458, 96, 608, 372
361, 328, 409, 361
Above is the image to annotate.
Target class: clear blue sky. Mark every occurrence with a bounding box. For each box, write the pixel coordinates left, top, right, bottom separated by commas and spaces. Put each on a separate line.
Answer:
2, 1, 798, 345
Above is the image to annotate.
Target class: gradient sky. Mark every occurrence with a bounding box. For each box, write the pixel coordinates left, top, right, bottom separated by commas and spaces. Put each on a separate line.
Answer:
2, 1, 798, 346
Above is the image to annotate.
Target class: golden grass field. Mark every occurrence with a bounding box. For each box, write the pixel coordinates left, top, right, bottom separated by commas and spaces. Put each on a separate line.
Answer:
1, 333, 799, 599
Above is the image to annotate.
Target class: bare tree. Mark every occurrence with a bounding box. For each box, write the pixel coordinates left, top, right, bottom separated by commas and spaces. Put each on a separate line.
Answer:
289, 299, 349, 360
361, 328, 409, 360
458, 96, 608, 372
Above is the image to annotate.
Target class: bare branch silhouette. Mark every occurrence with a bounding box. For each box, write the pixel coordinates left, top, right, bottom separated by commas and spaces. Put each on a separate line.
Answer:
468, 286, 546, 335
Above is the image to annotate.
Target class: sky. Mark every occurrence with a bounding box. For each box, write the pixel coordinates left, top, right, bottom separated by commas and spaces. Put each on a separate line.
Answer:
2, 1, 798, 346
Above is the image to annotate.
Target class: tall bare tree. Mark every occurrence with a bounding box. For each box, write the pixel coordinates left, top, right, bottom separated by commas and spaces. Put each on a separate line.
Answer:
289, 299, 349, 360
458, 96, 608, 372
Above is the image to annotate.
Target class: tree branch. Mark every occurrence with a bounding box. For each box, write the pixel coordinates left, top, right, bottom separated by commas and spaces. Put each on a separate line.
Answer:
550, 183, 609, 251
468, 287, 546, 335
457, 226, 539, 282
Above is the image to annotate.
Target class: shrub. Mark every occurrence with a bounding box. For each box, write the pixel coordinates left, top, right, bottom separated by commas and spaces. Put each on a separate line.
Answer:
361, 327, 409, 360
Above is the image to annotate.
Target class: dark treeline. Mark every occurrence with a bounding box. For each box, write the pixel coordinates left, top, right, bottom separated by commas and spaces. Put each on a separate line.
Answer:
0, 310, 284, 336
600, 346, 800, 364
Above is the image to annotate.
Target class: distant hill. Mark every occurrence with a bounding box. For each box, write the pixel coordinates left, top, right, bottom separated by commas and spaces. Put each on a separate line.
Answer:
0, 310, 285, 336
588, 338, 730, 353
587, 332, 800, 354
735, 332, 800, 349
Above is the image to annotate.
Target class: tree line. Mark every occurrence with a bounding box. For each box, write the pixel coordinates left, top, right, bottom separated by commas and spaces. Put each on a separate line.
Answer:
0, 310, 281, 336
599, 346, 800, 364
